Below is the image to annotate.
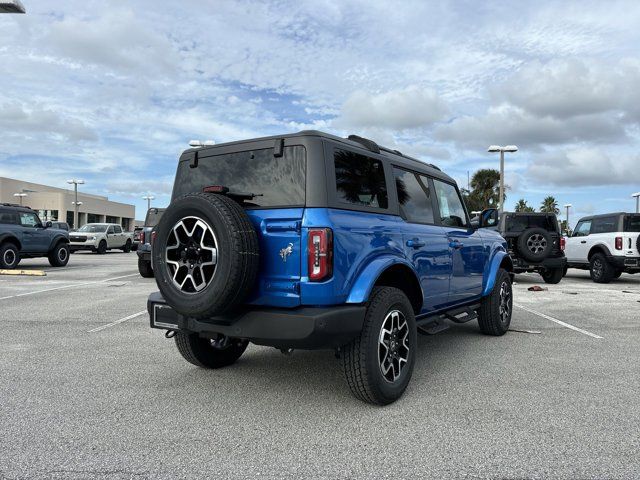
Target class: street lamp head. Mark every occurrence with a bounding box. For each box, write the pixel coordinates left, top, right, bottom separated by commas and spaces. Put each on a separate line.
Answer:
503, 145, 518, 152
13, 192, 27, 197
632, 192, 640, 198
488, 145, 518, 153
564, 204, 572, 208
67, 179, 85, 185
487, 145, 501, 153
71, 201, 83, 206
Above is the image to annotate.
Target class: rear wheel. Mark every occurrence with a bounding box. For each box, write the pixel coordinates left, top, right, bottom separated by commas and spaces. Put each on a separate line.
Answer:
590, 253, 614, 283
48, 242, 70, 267
541, 267, 563, 284
138, 257, 154, 278
478, 268, 512, 336
122, 239, 132, 253
96, 240, 107, 254
0, 243, 20, 269
175, 332, 248, 368
341, 287, 417, 405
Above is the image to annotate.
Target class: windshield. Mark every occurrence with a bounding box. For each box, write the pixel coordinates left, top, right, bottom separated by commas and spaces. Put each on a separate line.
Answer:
78, 224, 108, 233
172, 145, 306, 208
624, 214, 640, 232
505, 215, 557, 232
144, 208, 165, 227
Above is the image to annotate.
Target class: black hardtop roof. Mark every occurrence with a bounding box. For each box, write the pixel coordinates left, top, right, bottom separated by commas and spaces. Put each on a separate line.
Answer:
577, 212, 632, 221
0, 203, 35, 213
505, 211, 558, 217
182, 130, 455, 184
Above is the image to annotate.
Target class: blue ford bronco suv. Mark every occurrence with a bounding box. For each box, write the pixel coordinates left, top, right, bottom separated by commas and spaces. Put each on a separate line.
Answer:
148, 131, 513, 405
0, 203, 71, 269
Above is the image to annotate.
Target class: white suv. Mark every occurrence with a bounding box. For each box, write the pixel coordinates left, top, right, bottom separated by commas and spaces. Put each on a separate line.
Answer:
565, 212, 640, 283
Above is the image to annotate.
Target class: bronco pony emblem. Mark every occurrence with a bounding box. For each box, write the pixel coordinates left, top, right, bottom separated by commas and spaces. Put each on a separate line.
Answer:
279, 243, 294, 262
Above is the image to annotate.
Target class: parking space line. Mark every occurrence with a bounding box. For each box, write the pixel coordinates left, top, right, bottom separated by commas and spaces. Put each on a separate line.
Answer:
88, 310, 147, 333
0, 273, 139, 301
515, 304, 603, 339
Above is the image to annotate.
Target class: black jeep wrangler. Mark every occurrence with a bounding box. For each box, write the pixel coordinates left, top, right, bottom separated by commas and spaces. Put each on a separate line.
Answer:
495, 212, 567, 284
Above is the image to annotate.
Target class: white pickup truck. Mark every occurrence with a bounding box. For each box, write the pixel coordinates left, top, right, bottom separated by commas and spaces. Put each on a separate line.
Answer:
69, 223, 134, 254
565, 212, 640, 282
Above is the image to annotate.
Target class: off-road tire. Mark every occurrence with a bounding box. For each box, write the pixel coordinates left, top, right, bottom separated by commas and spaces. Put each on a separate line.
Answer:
174, 331, 248, 369
341, 287, 417, 405
478, 268, 512, 336
612, 270, 623, 279
541, 267, 563, 284
96, 240, 107, 255
590, 253, 614, 283
48, 242, 70, 267
122, 239, 132, 253
517, 228, 552, 262
138, 257, 154, 278
152, 193, 259, 318
0, 242, 20, 269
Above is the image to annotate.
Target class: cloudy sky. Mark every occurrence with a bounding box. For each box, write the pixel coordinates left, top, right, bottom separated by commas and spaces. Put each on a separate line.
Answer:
1, 0, 639, 224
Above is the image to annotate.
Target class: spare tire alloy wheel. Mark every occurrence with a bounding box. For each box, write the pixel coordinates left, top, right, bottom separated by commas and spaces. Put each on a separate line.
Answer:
517, 228, 552, 262
165, 216, 218, 293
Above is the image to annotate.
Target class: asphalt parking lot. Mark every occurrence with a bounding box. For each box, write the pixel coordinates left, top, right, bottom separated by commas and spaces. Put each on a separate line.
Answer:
1, 254, 639, 479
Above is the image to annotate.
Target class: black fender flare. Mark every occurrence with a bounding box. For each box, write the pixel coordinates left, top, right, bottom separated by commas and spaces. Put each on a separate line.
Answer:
48, 234, 70, 252
0, 233, 22, 250
588, 243, 612, 260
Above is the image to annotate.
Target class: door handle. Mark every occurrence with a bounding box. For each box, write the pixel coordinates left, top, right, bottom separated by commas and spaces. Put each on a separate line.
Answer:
449, 240, 464, 249
406, 239, 425, 248
580, 241, 587, 244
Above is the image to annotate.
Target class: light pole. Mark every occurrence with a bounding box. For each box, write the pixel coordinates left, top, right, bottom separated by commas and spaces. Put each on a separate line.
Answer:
0, 1, 26, 13
632, 193, 640, 214
142, 195, 155, 211
564, 204, 572, 234
13, 192, 27, 205
67, 179, 85, 229
488, 145, 518, 214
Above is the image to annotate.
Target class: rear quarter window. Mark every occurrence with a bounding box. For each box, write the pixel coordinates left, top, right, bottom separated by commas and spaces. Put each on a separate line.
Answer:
624, 215, 640, 232
333, 149, 388, 209
591, 216, 618, 234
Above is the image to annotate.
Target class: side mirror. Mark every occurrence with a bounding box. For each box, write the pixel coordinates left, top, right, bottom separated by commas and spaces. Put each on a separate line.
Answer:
45, 221, 53, 228
479, 208, 499, 228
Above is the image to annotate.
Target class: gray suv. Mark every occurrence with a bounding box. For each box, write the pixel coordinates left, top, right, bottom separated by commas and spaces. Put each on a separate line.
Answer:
137, 207, 165, 277
0, 203, 70, 268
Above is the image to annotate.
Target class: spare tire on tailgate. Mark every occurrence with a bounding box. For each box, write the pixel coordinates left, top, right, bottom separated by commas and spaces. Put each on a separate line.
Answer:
517, 227, 552, 263
152, 192, 259, 318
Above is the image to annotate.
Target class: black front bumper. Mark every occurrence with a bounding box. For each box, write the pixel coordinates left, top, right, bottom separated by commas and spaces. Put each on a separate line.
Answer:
147, 292, 366, 350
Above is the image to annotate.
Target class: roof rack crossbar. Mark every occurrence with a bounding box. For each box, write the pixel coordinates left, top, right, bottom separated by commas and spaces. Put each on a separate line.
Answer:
347, 135, 380, 154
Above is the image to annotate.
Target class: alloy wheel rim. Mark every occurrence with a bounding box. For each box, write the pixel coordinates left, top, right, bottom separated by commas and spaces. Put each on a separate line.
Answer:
378, 309, 410, 383
526, 234, 547, 254
4, 249, 16, 266
58, 248, 67, 262
593, 259, 603, 277
499, 281, 512, 325
165, 216, 218, 293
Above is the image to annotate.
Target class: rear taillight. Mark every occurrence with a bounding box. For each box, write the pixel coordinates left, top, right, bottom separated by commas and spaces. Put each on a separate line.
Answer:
140, 231, 145, 244
560, 236, 566, 251
308, 228, 333, 281
615, 236, 623, 250
151, 231, 157, 248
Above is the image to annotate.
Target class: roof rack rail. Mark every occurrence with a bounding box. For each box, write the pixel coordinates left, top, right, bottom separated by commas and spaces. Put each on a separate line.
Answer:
347, 135, 380, 154
378, 146, 441, 171
1, 203, 25, 208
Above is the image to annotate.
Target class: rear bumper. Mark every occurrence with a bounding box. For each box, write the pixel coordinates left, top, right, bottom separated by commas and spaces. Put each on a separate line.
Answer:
147, 291, 366, 350
608, 255, 640, 272
512, 255, 567, 271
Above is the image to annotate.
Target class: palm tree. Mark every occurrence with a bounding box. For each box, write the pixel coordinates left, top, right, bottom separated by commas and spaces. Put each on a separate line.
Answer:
514, 199, 535, 212
540, 196, 559, 214
468, 169, 504, 210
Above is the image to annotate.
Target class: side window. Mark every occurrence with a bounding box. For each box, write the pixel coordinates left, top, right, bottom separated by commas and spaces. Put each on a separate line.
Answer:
573, 220, 592, 237
433, 180, 468, 228
107, 226, 115, 234
0, 211, 18, 225
114, 225, 123, 234
591, 216, 617, 234
19, 212, 40, 227
393, 167, 435, 224
334, 149, 388, 209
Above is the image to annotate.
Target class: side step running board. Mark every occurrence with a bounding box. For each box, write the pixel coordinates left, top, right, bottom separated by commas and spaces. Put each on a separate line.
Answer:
416, 303, 481, 335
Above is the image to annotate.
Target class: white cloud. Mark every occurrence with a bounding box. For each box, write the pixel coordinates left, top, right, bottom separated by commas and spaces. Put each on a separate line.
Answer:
0, 102, 96, 141
336, 86, 449, 130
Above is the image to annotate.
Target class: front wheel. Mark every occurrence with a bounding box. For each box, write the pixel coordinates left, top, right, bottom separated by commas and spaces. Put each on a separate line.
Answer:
478, 268, 512, 336
541, 267, 563, 284
175, 332, 248, 368
48, 243, 70, 267
96, 240, 107, 254
341, 287, 417, 405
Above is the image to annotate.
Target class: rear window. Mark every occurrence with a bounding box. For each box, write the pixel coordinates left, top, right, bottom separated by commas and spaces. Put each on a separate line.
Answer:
624, 215, 640, 232
173, 146, 306, 208
144, 209, 165, 227
505, 215, 557, 232
333, 149, 388, 209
